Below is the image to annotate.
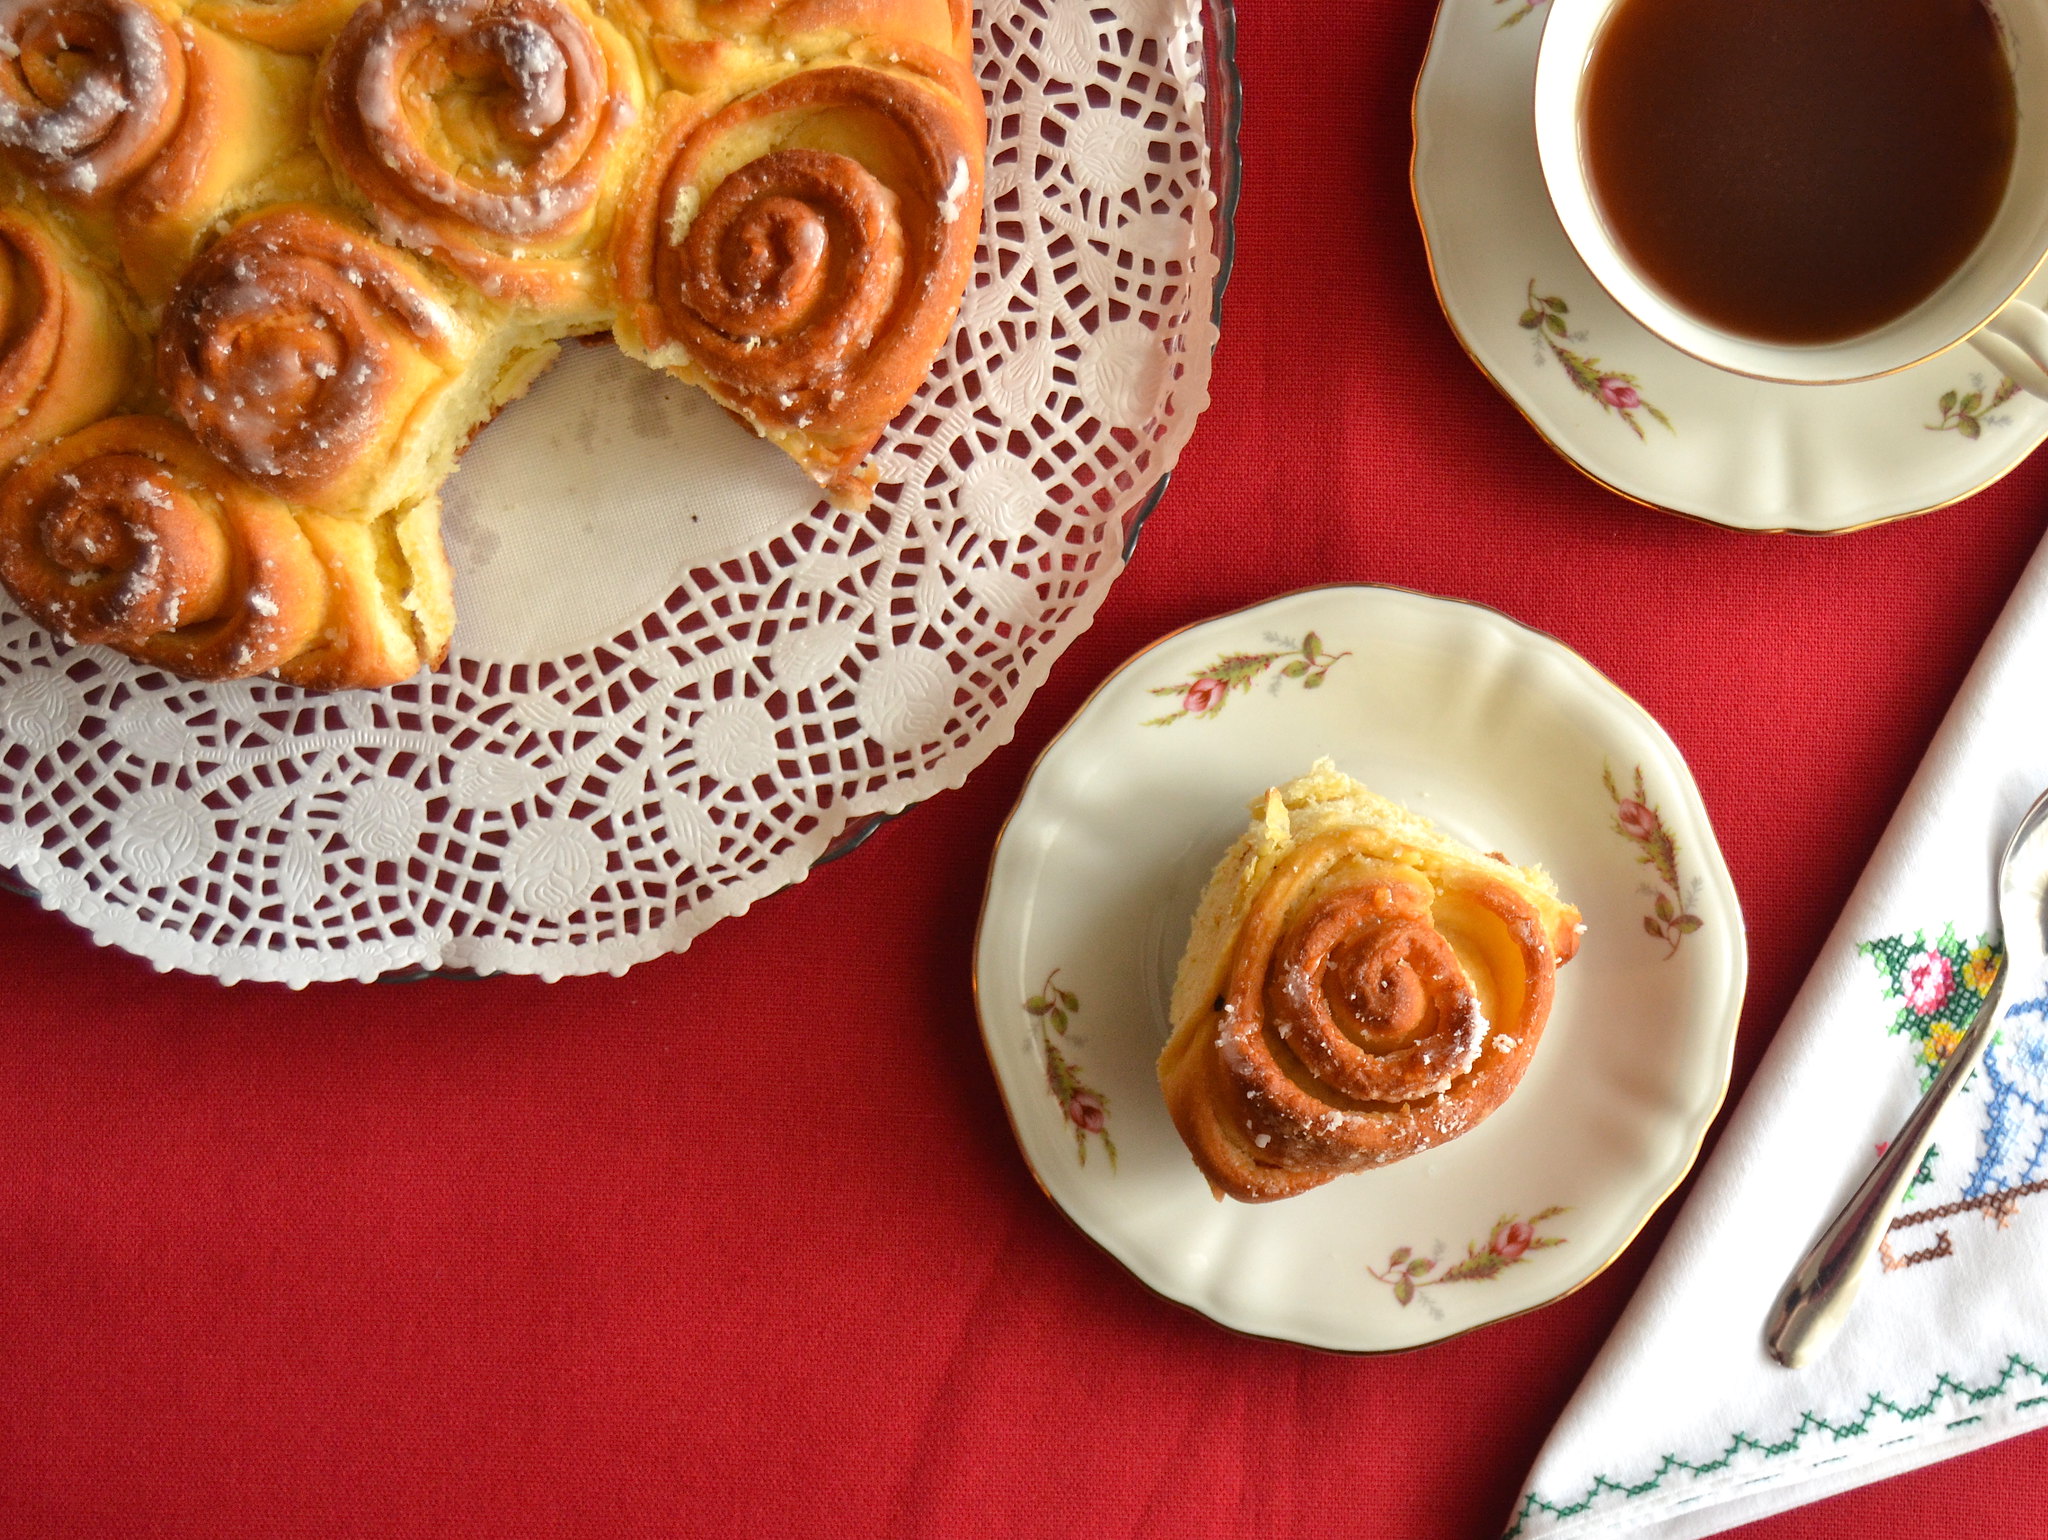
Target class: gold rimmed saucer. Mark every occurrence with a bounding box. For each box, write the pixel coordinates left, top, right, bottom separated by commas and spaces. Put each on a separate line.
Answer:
1411, 0, 2048, 533
971, 585, 1747, 1352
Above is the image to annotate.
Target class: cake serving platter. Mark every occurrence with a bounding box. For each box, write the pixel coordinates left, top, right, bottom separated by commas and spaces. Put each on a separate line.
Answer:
973, 585, 1746, 1352
1412, 0, 2048, 532
0, 0, 1239, 984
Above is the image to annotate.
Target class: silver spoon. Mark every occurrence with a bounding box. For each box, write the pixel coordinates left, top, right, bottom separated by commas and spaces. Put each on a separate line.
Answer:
1765, 784, 2048, 1370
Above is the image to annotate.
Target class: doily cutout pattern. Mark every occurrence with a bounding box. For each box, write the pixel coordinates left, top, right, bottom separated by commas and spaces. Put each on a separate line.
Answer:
0, 0, 1231, 984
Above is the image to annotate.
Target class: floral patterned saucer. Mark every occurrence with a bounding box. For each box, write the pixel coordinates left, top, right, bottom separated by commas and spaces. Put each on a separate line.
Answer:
972, 586, 1747, 1351
1412, 0, 2048, 532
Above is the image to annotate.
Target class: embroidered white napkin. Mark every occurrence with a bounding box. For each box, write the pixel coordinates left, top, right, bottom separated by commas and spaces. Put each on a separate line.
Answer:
1508, 529, 2048, 1540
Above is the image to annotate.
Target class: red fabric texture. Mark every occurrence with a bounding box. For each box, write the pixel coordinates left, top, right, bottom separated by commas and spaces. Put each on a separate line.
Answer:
7, 2, 2048, 1536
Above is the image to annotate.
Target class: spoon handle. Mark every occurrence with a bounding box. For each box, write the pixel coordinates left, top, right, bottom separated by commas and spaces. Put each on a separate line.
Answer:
1765, 969, 2008, 1369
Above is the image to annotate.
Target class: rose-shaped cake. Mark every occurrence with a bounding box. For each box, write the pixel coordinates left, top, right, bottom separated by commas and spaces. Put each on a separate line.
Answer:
314, 0, 643, 314
157, 204, 475, 513
0, 0, 189, 200
1, 416, 322, 677
0, 0, 315, 296
0, 0, 985, 689
1159, 760, 1584, 1202
0, 414, 449, 684
613, 49, 984, 504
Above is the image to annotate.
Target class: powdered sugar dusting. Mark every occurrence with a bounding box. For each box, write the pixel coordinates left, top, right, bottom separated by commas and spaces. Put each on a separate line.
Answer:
0, 0, 170, 194
937, 155, 970, 224
345, 0, 623, 242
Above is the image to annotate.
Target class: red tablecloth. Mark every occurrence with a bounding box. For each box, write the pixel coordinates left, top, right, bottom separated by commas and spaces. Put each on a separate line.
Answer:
9, 3, 2048, 1536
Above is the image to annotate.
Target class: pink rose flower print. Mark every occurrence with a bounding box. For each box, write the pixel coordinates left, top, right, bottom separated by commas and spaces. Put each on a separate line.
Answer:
1519, 282, 1672, 439
1490, 1219, 1536, 1261
1370, 1207, 1566, 1306
1903, 950, 1955, 1017
1597, 376, 1641, 412
1605, 763, 1700, 958
1027, 969, 1115, 1167
1616, 798, 1657, 840
1144, 633, 1351, 726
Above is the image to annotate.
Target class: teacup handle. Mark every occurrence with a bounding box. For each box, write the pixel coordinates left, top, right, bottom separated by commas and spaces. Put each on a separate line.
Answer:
1972, 299, 2048, 399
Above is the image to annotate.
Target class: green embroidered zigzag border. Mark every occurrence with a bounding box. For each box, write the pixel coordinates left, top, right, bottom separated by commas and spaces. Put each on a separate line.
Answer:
1503, 1353, 2048, 1537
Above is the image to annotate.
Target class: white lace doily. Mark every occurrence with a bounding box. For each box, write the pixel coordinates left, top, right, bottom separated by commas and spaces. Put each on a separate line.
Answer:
0, 0, 1231, 984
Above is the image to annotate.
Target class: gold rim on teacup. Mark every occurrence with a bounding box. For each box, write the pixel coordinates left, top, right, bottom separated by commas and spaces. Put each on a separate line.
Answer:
1534, 0, 2048, 391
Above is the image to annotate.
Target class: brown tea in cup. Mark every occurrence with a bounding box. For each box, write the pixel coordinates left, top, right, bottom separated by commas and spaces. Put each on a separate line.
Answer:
1582, 0, 2017, 346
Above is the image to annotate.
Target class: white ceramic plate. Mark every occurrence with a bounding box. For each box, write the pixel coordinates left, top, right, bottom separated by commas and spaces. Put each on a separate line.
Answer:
973, 586, 1747, 1351
1412, 0, 2048, 532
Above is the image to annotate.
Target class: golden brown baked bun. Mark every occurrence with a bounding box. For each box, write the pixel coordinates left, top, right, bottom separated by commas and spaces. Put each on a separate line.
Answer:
0, 203, 132, 468
0, 415, 450, 685
1159, 761, 1583, 1203
313, 0, 644, 316
156, 204, 474, 517
0, 414, 328, 677
612, 49, 984, 505
0, 0, 984, 688
0, 0, 312, 295
0, 0, 189, 202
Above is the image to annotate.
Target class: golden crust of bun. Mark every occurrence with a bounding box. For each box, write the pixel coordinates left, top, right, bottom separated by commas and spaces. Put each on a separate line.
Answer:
612, 48, 982, 505
190, 0, 362, 54
2, 414, 326, 678
157, 204, 473, 513
1158, 760, 1583, 1203
0, 0, 985, 688
0, 203, 131, 468
312, 0, 645, 315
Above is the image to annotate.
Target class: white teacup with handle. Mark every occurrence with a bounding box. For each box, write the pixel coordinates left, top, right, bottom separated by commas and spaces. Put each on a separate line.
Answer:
1533, 0, 2048, 393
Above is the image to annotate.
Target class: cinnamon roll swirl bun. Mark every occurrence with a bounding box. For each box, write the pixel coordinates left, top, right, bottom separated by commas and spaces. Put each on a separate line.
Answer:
0, 205, 131, 468
0, 0, 318, 293
1159, 761, 1583, 1203
0, 415, 327, 679
613, 54, 983, 505
0, 0, 186, 201
157, 206, 473, 518
314, 0, 643, 314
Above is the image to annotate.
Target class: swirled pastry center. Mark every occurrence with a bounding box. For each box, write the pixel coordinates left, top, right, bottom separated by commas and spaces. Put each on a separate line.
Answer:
345, 0, 627, 238
158, 206, 463, 505
0, 0, 181, 196
1160, 771, 1582, 1204
0, 416, 332, 676
680, 148, 904, 357
28, 449, 229, 635
1264, 883, 1487, 1105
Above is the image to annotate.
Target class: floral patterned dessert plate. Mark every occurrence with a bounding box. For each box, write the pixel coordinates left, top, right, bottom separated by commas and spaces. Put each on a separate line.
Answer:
972, 585, 1747, 1351
1412, 0, 2048, 532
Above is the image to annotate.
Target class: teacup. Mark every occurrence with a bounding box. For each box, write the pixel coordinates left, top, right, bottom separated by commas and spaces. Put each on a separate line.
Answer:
1534, 0, 2048, 393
